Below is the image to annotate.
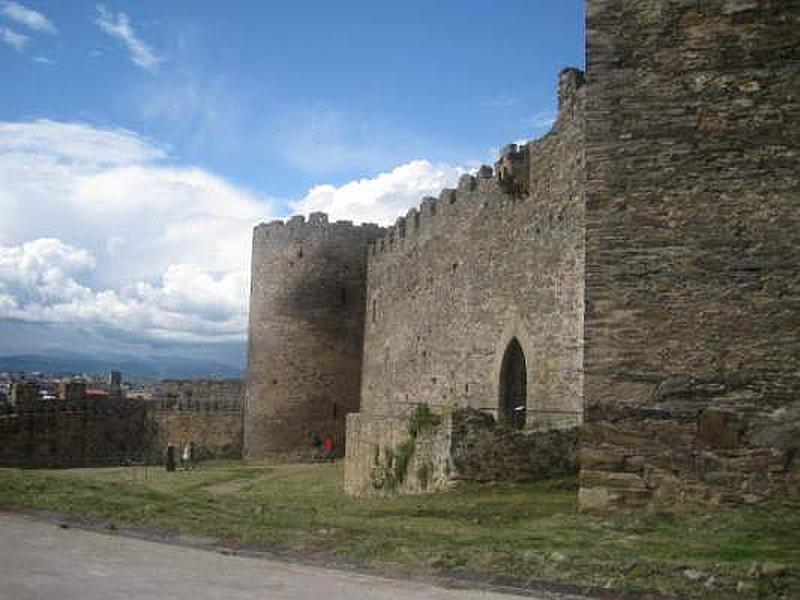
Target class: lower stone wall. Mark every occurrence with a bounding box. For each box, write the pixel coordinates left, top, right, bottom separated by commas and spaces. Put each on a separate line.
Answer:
451, 409, 578, 482
345, 406, 578, 496
149, 404, 243, 461
578, 403, 800, 510
0, 397, 245, 468
345, 410, 451, 496
0, 399, 153, 468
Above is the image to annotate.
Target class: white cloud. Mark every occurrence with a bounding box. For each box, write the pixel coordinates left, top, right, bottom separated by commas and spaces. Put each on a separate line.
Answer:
0, 240, 247, 343
32, 55, 52, 64
1, 2, 56, 34
0, 120, 467, 352
0, 120, 276, 345
0, 25, 27, 51
94, 5, 160, 72
290, 160, 465, 226
0, 119, 165, 166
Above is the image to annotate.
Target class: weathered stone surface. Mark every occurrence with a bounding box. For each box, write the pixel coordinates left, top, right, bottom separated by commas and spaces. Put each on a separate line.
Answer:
579, 447, 626, 471
344, 411, 452, 496
451, 409, 578, 482
0, 381, 244, 467
698, 408, 744, 449
345, 407, 577, 496
580, 0, 800, 509
359, 71, 585, 431
242, 0, 800, 508
245, 219, 383, 459
579, 470, 647, 490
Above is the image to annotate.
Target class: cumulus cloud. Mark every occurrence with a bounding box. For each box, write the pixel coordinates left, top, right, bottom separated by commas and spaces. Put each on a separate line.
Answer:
0, 240, 246, 343
0, 120, 275, 346
0, 25, 26, 51
95, 5, 160, 71
291, 160, 465, 226
1, 2, 56, 34
0, 119, 467, 355
0, 119, 164, 166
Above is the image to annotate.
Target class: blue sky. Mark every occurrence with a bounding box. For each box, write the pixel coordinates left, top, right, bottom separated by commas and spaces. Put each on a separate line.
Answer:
0, 1, 584, 367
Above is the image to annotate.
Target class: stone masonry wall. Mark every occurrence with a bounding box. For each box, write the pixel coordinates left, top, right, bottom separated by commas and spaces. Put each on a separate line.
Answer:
450, 409, 578, 483
344, 407, 578, 497
0, 380, 245, 467
149, 379, 244, 461
0, 399, 153, 468
344, 410, 452, 496
154, 379, 244, 407
580, 0, 800, 508
245, 215, 383, 459
359, 70, 585, 428
149, 403, 243, 461
345, 71, 586, 494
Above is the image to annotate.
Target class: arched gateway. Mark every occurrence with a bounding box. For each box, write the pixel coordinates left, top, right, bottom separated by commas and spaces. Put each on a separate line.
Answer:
499, 338, 527, 429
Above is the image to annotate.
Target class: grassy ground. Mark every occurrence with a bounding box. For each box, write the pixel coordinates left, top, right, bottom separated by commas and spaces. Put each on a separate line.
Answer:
0, 461, 797, 599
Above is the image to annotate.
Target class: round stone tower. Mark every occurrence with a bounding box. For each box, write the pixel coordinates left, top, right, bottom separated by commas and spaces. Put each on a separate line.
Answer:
244, 212, 383, 459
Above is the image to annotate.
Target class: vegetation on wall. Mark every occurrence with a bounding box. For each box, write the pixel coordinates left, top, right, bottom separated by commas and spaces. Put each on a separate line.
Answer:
371, 403, 442, 492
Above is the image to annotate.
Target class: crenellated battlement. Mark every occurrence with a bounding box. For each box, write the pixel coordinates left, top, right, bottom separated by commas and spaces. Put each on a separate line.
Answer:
365, 67, 585, 266
256, 67, 585, 268
253, 211, 384, 244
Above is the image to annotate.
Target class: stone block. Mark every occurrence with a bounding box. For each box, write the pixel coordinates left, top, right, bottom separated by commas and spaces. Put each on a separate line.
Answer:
579, 447, 626, 470
578, 486, 613, 511
579, 483, 651, 511
698, 408, 743, 449
623, 454, 646, 473
579, 469, 647, 490
476, 165, 493, 179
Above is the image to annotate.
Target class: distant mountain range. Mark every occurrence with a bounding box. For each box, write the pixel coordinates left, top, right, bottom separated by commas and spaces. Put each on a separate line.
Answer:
0, 353, 243, 382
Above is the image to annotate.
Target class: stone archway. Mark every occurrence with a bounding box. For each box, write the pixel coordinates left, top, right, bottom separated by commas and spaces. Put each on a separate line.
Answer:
499, 338, 527, 429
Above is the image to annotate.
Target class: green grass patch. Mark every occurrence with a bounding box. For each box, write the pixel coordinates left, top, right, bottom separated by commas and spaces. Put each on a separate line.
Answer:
0, 462, 797, 598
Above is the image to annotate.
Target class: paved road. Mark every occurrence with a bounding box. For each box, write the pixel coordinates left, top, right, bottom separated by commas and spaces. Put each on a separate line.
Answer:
0, 513, 591, 600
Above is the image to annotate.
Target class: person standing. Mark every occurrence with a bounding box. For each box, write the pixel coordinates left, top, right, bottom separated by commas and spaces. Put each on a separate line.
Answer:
165, 443, 176, 472
182, 442, 193, 471
323, 434, 334, 461
310, 432, 323, 460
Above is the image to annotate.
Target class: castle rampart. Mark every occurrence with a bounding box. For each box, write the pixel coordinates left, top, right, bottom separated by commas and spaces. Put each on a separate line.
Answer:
244, 214, 383, 458
580, 0, 800, 508
345, 70, 586, 495
245, 0, 799, 506
359, 69, 585, 424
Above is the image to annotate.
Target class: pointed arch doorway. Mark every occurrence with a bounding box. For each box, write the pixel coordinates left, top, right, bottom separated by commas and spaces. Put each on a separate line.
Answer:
499, 338, 527, 429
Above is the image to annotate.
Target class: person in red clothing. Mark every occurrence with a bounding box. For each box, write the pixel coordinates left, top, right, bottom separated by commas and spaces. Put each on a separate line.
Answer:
322, 434, 335, 460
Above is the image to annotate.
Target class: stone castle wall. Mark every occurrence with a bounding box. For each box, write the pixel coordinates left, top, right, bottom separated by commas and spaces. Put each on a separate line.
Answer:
154, 379, 244, 407
245, 0, 799, 506
0, 399, 152, 468
344, 71, 586, 494
0, 380, 245, 467
149, 379, 244, 460
344, 407, 578, 497
580, 0, 800, 508
344, 411, 453, 496
359, 70, 585, 428
149, 404, 243, 461
244, 215, 383, 459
